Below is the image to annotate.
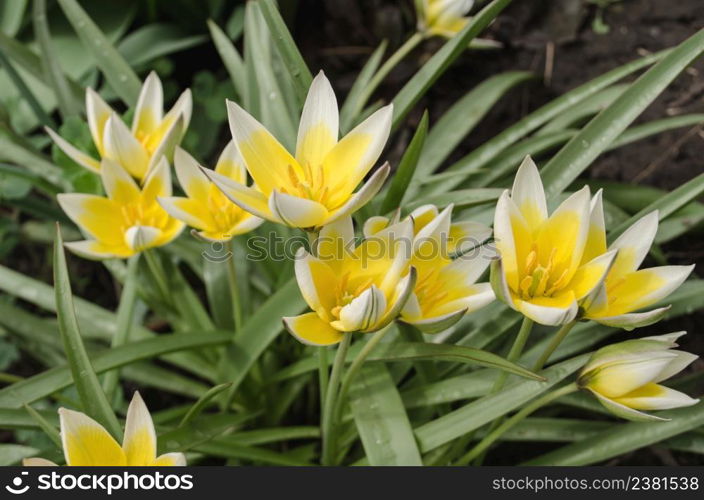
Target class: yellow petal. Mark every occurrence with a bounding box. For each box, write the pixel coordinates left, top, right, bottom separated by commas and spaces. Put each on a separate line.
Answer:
59, 408, 126, 466
569, 249, 617, 301
64, 240, 134, 260
131, 71, 164, 137
326, 163, 390, 224
45, 127, 101, 173
581, 189, 607, 264
203, 168, 274, 222
283, 312, 344, 346
151, 452, 186, 466
588, 353, 677, 398
158, 196, 212, 231
86, 88, 113, 155
57, 193, 125, 246
511, 156, 547, 229
269, 190, 328, 228
103, 114, 150, 179
227, 100, 299, 195
607, 210, 659, 280
294, 248, 338, 316
613, 383, 699, 410
100, 159, 141, 204
296, 71, 339, 168
493, 190, 531, 291
515, 291, 578, 326
142, 156, 172, 201
122, 392, 157, 466
173, 147, 210, 201
214, 140, 247, 184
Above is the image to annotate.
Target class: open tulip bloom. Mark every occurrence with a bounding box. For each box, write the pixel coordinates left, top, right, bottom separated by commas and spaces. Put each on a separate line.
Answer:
46, 71, 192, 181
365, 204, 495, 333
580, 210, 695, 329
283, 216, 417, 345
58, 158, 184, 259
158, 145, 264, 242
24, 392, 185, 466
491, 157, 618, 326
578, 333, 699, 422
416, 0, 474, 38
204, 71, 392, 230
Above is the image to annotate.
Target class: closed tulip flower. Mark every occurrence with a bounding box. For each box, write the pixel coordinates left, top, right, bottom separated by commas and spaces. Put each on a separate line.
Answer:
57, 158, 184, 259
24, 392, 186, 466
578, 333, 699, 421
47, 71, 191, 181
365, 204, 494, 333
204, 71, 391, 230
158, 145, 264, 242
416, 0, 474, 38
283, 216, 416, 345
491, 157, 618, 325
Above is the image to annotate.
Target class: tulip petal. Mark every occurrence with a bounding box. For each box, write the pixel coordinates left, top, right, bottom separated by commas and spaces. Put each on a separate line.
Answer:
23, 458, 58, 466
592, 306, 671, 331
511, 156, 547, 229
228, 214, 264, 236
173, 147, 210, 201
582, 189, 607, 263
59, 408, 126, 466
589, 389, 669, 422
449, 220, 492, 255
493, 190, 531, 291
403, 307, 467, 334
45, 127, 101, 173
490, 258, 516, 309
378, 268, 417, 330
409, 204, 440, 234
100, 159, 141, 203
142, 156, 172, 200
296, 71, 339, 168
316, 215, 355, 263
86, 88, 113, 155
613, 383, 699, 411
433, 282, 495, 317
294, 247, 337, 316
123, 392, 157, 466
654, 350, 699, 383
161, 88, 192, 140
64, 240, 133, 260
57, 193, 125, 246
363, 216, 390, 238
415, 203, 453, 250
124, 226, 162, 252
227, 100, 299, 195
608, 210, 659, 278
515, 292, 578, 326
326, 162, 390, 224
283, 312, 344, 346
334, 285, 386, 332
570, 249, 617, 301
269, 190, 328, 228
202, 168, 273, 222
214, 140, 247, 183
157, 196, 211, 232
146, 115, 184, 171
323, 104, 392, 199
103, 114, 150, 179
152, 452, 187, 466
589, 352, 678, 398
131, 71, 164, 136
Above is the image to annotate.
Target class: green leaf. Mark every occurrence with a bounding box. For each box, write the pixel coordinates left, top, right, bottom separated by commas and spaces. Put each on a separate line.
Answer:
0, 0, 27, 37
53, 225, 121, 438
207, 19, 246, 99
224, 426, 319, 446
380, 111, 428, 214
524, 401, 704, 465
0, 333, 231, 408
340, 40, 388, 133
391, 0, 513, 130
179, 383, 232, 427
349, 364, 423, 465
57, 0, 142, 105
118, 24, 207, 68
540, 28, 704, 197
609, 113, 704, 149
413, 354, 588, 453
23, 404, 61, 448
257, 0, 313, 106
421, 49, 668, 195
416, 71, 534, 180
409, 187, 503, 211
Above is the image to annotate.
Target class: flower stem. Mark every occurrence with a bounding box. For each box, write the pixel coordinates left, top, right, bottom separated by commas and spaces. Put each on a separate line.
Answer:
102, 254, 140, 401
456, 382, 579, 465
226, 239, 243, 332
318, 347, 329, 413
354, 32, 424, 119
321, 333, 352, 465
532, 320, 577, 372
143, 249, 170, 305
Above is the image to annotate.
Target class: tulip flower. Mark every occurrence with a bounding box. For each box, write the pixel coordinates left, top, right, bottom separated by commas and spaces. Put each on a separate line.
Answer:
578, 332, 699, 421
365, 204, 494, 332
204, 71, 391, 230
57, 158, 184, 259
416, 0, 474, 38
580, 210, 695, 329
157, 145, 264, 241
24, 392, 186, 466
46, 71, 192, 181
283, 216, 416, 345
491, 157, 617, 325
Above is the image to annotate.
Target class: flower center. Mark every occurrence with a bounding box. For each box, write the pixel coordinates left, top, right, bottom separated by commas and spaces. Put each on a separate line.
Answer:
414, 268, 448, 313
120, 198, 168, 231
329, 272, 374, 319
517, 244, 570, 299
207, 185, 245, 232
280, 163, 340, 209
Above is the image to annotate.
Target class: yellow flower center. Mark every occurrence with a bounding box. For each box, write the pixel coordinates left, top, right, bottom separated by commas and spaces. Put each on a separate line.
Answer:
329, 272, 374, 319
517, 244, 570, 299
207, 185, 246, 232
414, 268, 449, 313
281, 163, 340, 210
120, 198, 169, 232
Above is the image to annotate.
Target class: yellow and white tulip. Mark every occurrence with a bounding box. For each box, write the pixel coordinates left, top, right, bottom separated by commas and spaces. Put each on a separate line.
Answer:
283, 216, 417, 345
491, 157, 617, 326
581, 210, 695, 329
416, 0, 474, 38
578, 332, 699, 421
157, 145, 264, 242
24, 392, 186, 466
204, 71, 392, 230
46, 71, 192, 181
365, 204, 494, 333
58, 158, 184, 259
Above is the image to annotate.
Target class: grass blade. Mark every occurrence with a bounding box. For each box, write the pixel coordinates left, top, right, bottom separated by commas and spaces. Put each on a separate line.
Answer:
179, 383, 232, 428
340, 40, 388, 133
53, 224, 121, 438
207, 19, 246, 99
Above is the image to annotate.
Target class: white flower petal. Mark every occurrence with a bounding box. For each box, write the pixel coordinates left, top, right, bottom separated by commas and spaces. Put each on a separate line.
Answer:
45, 127, 101, 173
511, 156, 547, 227
122, 392, 157, 466
131, 71, 164, 135
269, 190, 328, 228
102, 114, 150, 179
296, 71, 339, 167
609, 210, 659, 274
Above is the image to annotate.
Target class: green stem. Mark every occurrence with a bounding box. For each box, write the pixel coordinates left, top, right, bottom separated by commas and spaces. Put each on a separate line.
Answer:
321, 333, 352, 465
355, 32, 424, 117
456, 382, 579, 465
318, 347, 329, 414
226, 239, 243, 332
102, 254, 140, 401
143, 249, 170, 305
532, 320, 577, 372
